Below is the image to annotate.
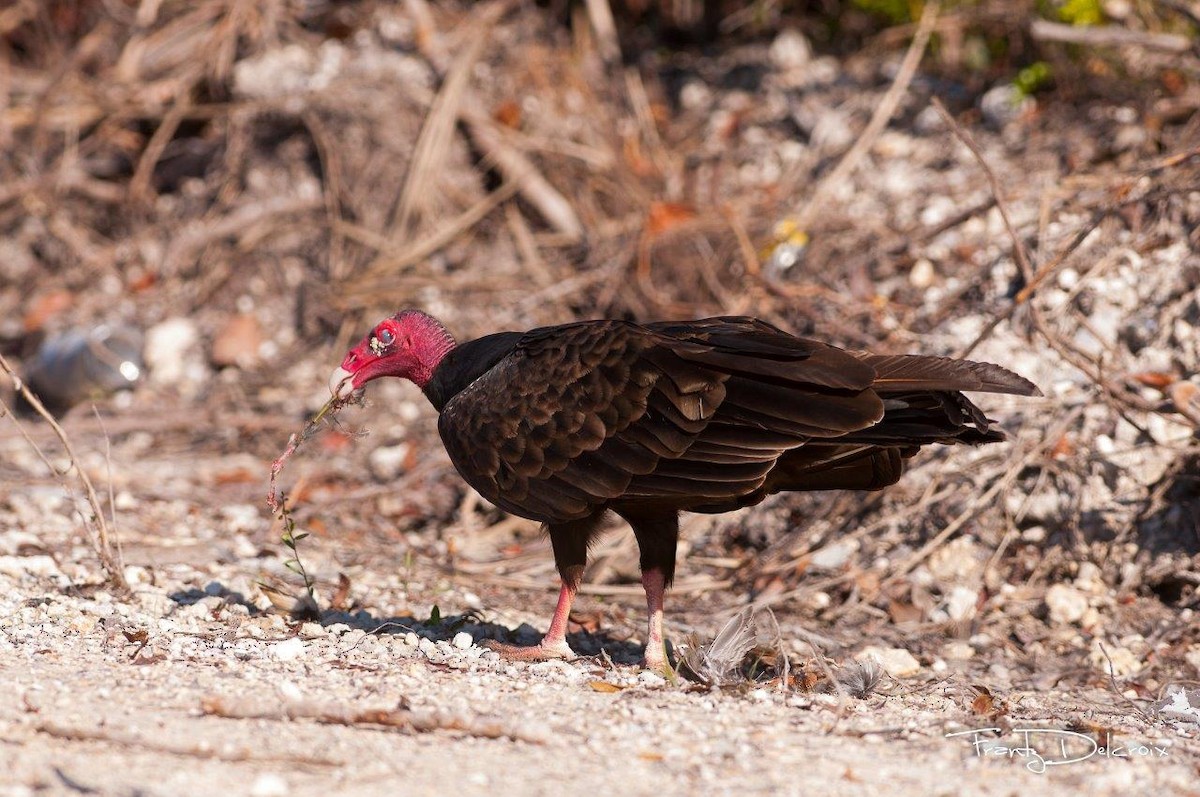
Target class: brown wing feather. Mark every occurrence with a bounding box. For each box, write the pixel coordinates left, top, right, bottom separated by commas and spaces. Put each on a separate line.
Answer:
861, 353, 1041, 396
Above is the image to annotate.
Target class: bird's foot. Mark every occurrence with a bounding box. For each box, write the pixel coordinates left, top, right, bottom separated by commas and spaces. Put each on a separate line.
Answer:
642, 642, 676, 681
482, 637, 576, 662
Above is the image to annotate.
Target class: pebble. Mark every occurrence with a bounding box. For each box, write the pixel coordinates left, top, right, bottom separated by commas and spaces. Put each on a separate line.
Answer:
979, 84, 1034, 130
944, 586, 979, 622
1045, 583, 1089, 625
250, 773, 290, 797
144, 317, 201, 386
0, 555, 62, 577
927, 537, 982, 584
809, 540, 856, 571
856, 646, 920, 678
1089, 642, 1142, 677
269, 637, 306, 661
908, 259, 936, 288
1185, 644, 1200, 675
452, 631, 473, 650
211, 314, 264, 368
299, 622, 326, 639
679, 80, 711, 111
769, 28, 811, 72
637, 671, 666, 688
368, 443, 412, 481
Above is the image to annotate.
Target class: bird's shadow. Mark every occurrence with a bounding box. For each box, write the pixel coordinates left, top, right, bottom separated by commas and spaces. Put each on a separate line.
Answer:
166, 583, 648, 665
315, 608, 648, 666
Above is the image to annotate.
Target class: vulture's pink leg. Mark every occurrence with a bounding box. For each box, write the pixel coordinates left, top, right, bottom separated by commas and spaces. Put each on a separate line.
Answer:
484, 579, 577, 661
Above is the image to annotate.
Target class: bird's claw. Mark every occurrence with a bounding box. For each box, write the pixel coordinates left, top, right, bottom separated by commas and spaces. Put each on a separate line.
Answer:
482, 638, 577, 662
642, 643, 676, 681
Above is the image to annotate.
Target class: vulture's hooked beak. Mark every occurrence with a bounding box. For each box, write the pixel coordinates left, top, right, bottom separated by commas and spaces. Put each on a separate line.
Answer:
329, 366, 355, 400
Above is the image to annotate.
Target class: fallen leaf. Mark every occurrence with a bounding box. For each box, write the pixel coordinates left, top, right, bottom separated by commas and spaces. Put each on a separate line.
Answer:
123, 628, 149, 644
970, 684, 1006, 718
1169, 381, 1200, 426
1131, 371, 1176, 389
588, 681, 624, 693
213, 468, 257, 485
23, 291, 74, 332
887, 600, 922, 625
492, 100, 521, 129
211, 314, 263, 369
645, 201, 695, 238
331, 572, 352, 611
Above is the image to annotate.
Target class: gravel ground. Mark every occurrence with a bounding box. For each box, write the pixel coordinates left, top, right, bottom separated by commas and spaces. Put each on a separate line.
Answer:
1, 521, 1197, 797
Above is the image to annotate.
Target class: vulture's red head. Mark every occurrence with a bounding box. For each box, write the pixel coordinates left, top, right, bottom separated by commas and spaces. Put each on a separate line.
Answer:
329, 310, 456, 399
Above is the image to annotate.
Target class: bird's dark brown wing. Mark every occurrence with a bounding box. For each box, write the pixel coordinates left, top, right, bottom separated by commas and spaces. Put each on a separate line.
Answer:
437, 318, 887, 523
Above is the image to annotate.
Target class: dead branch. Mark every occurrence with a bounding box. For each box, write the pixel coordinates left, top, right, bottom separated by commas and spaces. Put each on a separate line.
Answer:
200, 695, 550, 744
35, 720, 341, 767
1030, 19, 1192, 53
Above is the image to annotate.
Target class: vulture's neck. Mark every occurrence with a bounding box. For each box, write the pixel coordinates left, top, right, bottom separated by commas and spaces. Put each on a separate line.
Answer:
422, 331, 524, 411
400, 312, 457, 390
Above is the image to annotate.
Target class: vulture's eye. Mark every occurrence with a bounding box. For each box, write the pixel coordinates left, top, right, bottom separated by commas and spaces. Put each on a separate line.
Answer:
378, 329, 395, 346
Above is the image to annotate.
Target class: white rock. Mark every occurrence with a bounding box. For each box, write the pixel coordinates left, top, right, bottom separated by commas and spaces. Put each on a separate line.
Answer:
299, 622, 326, 639
943, 641, 975, 660
1185, 644, 1200, 675
980, 84, 1033, 130
856, 646, 920, 678
250, 773, 289, 797
945, 586, 979, 622
809, 109, 853, 154
234, 45, 316, 99
1074, 562, 1104, 594
1046, 583, 1089, 625
368, 443, 411, 481
679, 80, 711, 111
144, 318, 202, 386
0, 555, 61, 577
277, 681, 303, 702
1090, 642, 1142, 677
1021, 526, 1046, 543
770, 28, 811, 72
269, 637, 306, 661
810, 539, 857, 571
637, 670, 666, 687
909, 259, 936, 288
928, 536, 983, 584
1104, 0, 1132, 19
452, 631, 473, 650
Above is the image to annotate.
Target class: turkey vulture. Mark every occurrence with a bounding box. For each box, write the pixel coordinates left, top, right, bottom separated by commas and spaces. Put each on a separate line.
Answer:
329, 310, 1039, 673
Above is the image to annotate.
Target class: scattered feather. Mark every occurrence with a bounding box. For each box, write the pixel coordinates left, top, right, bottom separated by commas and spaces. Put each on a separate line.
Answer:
837, 658, 883, 699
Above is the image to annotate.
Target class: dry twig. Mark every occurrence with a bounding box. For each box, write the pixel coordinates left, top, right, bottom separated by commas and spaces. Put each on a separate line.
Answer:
200, 695, 549, 744
1030, 19, 1192, 53
36, 720, 340, 767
